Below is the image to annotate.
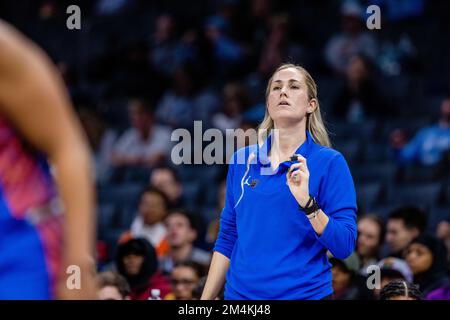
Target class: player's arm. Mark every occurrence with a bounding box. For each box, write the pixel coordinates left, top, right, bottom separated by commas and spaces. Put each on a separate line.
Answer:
0, 21, 96, 299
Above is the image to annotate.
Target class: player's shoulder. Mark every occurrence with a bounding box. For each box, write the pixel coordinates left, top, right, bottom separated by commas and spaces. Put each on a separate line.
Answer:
312, 143, 348, 167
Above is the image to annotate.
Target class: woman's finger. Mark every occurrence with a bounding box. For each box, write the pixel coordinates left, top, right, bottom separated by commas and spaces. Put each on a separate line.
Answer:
290, 163, 308, 175
288, 163, 302, 173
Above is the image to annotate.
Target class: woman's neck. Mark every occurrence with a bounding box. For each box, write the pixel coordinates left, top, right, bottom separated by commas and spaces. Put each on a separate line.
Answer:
270, 122, 307, 161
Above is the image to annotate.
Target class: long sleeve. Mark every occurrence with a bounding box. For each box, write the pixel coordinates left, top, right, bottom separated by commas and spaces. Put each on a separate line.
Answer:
316, 153, 357, 259
213, 159, 237, 259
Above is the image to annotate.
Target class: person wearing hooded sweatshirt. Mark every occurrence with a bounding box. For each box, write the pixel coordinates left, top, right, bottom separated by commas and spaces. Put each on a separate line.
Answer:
116, 238, 171, 300
405, 234, 450, 298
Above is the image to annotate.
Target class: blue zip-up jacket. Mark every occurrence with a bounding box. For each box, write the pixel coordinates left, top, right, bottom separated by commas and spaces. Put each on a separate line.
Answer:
214, 130, 357, 300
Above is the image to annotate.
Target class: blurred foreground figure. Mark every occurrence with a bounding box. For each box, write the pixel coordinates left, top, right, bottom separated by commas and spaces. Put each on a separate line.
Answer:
0, 21, 96, 299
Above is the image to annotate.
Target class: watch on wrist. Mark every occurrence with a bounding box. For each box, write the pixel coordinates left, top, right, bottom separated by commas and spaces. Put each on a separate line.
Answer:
299, 195, 320, 215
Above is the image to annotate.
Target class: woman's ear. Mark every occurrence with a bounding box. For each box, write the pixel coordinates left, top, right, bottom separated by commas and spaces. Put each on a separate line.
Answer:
308, 99, 317, 113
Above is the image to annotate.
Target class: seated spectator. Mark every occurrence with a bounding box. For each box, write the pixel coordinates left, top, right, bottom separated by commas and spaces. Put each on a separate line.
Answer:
332, 55, 391, 123
404, 234, 450, 298
160, 210, 212, 275
426, 283, 450, 300
116, 238, 171, 300
204, 14, 245, 74
385, 206, 427, 258
97, 271, 130, 300
390, 95, 450, 166
78, 106, 117, 184
374, 257, 414, 298
378, 257, 414, 283
379, 280, 421, 300
257, 13, 305, 77
124, 187, 170, 257
357, 214, 385, 274
149, 165, 184, 209
155, 62, 219, 130
212, 82, 252, 133
149, 14, 180, 77
206, 180, 226, 246
436, 216, 450, 261
330, 257, 373, 300
111, 97, 171, 170
165, 261, 205, 300
324, 0, 378, 74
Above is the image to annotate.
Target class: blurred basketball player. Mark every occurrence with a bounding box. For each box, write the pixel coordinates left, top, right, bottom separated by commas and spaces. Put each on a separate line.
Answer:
0, 21, 96, 299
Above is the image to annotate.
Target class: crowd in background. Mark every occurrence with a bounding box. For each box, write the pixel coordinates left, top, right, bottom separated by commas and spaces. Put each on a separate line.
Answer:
1, 0, 449, 300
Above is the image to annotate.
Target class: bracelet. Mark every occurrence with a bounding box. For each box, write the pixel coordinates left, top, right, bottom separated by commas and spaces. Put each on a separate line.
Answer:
307, 210, 319, 220
299, 195, 320, 215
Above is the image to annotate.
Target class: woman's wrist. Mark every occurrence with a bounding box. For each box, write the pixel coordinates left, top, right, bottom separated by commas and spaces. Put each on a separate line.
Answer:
296, 194, 310, 208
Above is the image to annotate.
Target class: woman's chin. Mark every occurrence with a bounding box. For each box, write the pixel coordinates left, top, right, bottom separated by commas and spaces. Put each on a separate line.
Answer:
271, 114, 305, 126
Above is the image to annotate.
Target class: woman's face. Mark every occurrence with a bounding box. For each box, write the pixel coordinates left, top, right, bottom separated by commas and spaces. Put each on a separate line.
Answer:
405, 243, 433, 275
331, 265, 351, 291
122, 254, 144, 276
267, 67, 312, 127
357, 218, 381, 258
170, 266, 199, 300
139, 192, 167, 225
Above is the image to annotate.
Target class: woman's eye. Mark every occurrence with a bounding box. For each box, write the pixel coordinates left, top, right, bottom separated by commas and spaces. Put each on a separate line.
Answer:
273, 86, 280, 90
291, 85, 299, 89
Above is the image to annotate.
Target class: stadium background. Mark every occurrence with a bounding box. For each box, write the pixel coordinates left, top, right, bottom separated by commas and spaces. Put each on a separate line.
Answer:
1, 0, 449, 300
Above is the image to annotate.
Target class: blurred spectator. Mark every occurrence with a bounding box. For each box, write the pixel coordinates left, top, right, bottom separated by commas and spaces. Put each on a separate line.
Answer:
374, 257, 414, 298
374, 268, 406, 299
149, 14, 178, 77
390, 96, 450, 166
97, 271, 131, 300
126, 187, 170, 257
212, 82, 252, 132
426, 283, 450, 300
324, 0, 378, 74
245, 0, 272, 54
378, 257, 414, 283
155, 63, 220, 130
165, 261, 205, 300
436, 217, 450, 261
385, 206, 427, 258
204, 13, 245, 74
149, 165, 184, 209
78, 106, 117, 184
206, 180, 226, 246
160, 210, 211, 275
258, 14, 305, 77
332, 54, 392, 122
379, 280, 421, 300
116, 238, 171, 300
149, 14, 197, 77
357, 214, 385, 274
404, 234, 450, 298
111, 98, 171, 170
330, 257, 373, 300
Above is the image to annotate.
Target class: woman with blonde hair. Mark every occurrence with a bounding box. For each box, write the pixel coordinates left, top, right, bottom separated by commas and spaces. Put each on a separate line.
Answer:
201, 63, 357, 300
